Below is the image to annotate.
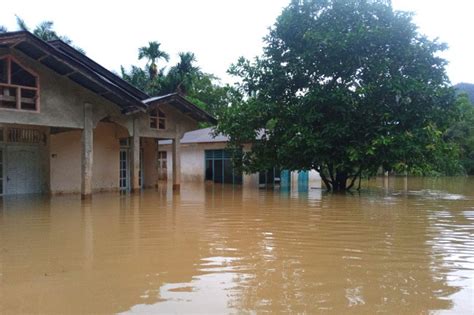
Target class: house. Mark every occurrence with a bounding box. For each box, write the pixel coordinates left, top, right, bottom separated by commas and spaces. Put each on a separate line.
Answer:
158, 127, 321, 189
0, 31, 215, 198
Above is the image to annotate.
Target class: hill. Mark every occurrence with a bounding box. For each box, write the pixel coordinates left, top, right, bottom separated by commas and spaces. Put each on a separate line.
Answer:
454, 83, 474, 104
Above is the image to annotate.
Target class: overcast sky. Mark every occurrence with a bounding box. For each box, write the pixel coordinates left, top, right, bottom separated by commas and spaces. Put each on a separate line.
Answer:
1, 0, 472, 85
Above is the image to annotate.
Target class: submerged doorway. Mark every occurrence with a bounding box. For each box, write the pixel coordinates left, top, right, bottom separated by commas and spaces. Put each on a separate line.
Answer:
259, 168, 281, 188
119, 138, 130, 191
157, 151, 167, 180
0, 127, 45, 196
119, 138, 144, 191
5, 145, 41, 195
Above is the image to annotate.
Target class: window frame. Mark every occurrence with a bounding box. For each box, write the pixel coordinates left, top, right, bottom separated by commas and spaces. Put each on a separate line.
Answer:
0, 55, 40, 113
149, 108, 166, 130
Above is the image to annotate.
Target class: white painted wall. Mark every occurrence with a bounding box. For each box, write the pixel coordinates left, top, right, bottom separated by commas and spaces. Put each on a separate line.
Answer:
160, 142, 320, 189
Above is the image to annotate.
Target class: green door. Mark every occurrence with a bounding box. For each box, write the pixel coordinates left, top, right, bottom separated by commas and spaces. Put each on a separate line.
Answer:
5, 145, 41, 195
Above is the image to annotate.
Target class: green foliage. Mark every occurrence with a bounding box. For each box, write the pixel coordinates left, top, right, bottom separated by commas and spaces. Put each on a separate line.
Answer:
454, 83, 474, 104
122, 46, 240, 119
14, 16, 85, 54
0, 25, 7, 33
446, 94, 474, 174
138, 41, 169, 80
217, 0, 459, 191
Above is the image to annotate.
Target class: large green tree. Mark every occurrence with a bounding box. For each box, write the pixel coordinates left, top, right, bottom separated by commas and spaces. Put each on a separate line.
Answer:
446, 94, 474, 174
217, 0, 458, 191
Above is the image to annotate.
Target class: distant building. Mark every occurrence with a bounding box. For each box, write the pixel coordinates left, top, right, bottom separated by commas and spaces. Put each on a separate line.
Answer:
0, 31, 215, 197
159, 127, 321, 189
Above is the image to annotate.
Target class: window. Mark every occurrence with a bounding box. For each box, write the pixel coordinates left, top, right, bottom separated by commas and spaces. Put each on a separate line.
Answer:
204, 150, 242, 185
8, 127, 43, 144
149, 108, 166, 130
0, 56, 39, 111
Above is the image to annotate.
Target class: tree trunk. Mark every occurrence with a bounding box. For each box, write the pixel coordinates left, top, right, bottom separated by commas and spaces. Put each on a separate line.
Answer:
333, 172, 348, 192
319, 166, 353, 192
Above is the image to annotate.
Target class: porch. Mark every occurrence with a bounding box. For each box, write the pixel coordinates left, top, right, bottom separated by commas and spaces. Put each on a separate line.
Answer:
0, 121, 182, 197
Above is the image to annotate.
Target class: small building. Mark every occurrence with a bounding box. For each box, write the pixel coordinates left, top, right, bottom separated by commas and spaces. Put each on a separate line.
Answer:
0, 31, 215, 197
159, 127, 321, 189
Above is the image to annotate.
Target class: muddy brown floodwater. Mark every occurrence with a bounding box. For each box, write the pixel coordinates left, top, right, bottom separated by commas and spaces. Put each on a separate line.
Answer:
1, 177, 473, 314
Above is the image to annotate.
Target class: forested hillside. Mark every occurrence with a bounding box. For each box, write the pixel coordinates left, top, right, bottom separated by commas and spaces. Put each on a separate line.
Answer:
455, 83, 474, 104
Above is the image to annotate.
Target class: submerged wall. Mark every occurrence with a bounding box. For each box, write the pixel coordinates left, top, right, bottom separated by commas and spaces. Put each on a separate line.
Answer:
50, 122, 122, 194
159, 142, 253, 184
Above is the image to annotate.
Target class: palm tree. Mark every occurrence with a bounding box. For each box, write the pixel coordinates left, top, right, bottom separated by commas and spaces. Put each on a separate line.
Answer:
138, 41, 169, 80
169, 52, 201, 94
33, 21, 59, 41
14, 16, 85, 53
15, 15, 29, 31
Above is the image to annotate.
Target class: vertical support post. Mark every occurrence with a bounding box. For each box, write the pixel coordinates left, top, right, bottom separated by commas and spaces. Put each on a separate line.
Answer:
155, 139, 160, 188
130, 118, 140, 192
81, 102, 93, 199
172, 137, 181, 190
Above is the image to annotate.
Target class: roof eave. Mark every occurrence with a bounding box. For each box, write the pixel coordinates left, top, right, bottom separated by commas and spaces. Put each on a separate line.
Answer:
144, 93, 217, 124
0, 31, 147, 112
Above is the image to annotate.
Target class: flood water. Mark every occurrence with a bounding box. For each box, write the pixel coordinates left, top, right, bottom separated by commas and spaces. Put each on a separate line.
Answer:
1, 177, 473, 314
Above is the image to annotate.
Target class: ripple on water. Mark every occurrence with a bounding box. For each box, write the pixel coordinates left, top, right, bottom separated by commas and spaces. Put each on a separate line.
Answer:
1, 178, 474, 314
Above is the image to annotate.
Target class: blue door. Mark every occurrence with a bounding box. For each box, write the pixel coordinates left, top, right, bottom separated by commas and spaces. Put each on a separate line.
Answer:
298, 171, 309, 192
280, 170, 291, 190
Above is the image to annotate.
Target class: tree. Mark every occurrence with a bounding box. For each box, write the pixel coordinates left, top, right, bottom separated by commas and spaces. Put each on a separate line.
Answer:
216, 0, 458, 191
138, 41, 169, 80
15, 16, 85, 53
120, 65, 152, 93
122, 47, 238, 118
164, 52, 201, 94
0, 25, 7, 33
446, 94, 474, 174
455, 83, 474, 104
185, 73, 242, 119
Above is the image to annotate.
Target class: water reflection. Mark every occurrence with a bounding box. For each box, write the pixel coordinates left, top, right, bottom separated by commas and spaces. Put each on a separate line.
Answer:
0, 177, 473, 314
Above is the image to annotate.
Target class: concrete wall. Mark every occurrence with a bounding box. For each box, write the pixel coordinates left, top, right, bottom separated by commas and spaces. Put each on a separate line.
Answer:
142, 137, 158, 188
160, 142, 321, 189
0, 48, 212, 195
0, 49, 121, 129
50, 122, 123, 194
159, 142, 257, 187
132, 104, 198, 139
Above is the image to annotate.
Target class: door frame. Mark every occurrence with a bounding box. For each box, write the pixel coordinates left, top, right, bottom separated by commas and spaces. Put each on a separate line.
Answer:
0, 145, 4, 196
3, 143, 42, 195
157, 150, 167, 180
119, 147, 130, 191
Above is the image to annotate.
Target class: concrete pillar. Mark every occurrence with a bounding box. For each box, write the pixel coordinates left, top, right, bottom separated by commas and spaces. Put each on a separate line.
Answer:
130, 118, 140, 192
172, 137, 181, 190
81, 103, 93, 199
155, 139, 160, 188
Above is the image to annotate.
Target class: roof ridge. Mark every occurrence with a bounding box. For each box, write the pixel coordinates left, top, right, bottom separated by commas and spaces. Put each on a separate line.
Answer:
0, 31, 147, 112
47, 39, 149, 100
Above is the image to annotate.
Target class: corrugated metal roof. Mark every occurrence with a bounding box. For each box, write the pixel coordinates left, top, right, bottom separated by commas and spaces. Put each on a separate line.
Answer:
159, 127, 265, 145
0, 31, 148, 113
159, 127, 227, 145
144, 93, 216, 124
